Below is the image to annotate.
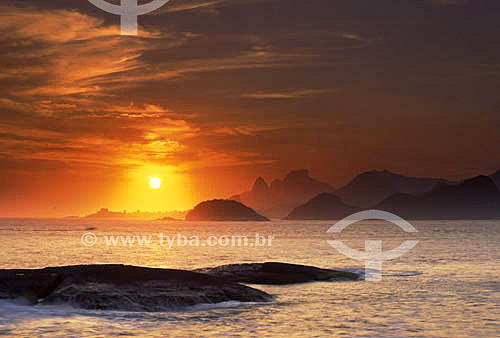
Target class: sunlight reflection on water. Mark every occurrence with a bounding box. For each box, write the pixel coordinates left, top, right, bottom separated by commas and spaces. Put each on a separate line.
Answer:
0, 219, 499, 337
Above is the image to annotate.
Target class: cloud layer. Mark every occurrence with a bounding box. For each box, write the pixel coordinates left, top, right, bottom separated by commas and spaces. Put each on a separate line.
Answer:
0, 0, 499, 216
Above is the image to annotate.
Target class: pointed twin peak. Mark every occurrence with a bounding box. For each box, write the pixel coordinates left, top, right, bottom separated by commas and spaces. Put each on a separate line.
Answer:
251, 177, 270, 194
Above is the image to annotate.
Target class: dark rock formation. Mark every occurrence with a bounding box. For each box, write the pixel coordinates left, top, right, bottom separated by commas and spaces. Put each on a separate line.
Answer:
376, 175, 500, 219
270, 170, 335, 207
234, 177, 280, 216
376, 170, 452, 195
335, 171, 397, 208
490, 169, 500, 189
185, 199, 270, 221
335, 170, 451, 208
252, 177, 271, 196
233, 170, 335, 218
0, 265, 272, 311
375, 193, 420, 217
196, 262, 359, 284
284, 193, 362, 220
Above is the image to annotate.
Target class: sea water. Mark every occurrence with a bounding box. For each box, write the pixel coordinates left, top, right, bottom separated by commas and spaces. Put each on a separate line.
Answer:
0, 219, 498, 337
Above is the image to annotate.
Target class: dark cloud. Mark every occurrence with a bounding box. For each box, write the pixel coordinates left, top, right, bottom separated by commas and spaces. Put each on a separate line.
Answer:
0, 0, 499, 215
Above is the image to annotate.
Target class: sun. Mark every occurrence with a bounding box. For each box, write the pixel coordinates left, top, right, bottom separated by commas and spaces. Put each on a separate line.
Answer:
149, 177, 162, 190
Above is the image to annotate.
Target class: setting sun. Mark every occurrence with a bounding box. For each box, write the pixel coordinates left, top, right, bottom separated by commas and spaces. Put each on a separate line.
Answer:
149, 177, 161, 190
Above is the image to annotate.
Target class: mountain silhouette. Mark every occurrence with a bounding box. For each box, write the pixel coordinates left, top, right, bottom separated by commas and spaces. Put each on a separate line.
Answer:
232, 170, 500, 220
232, 170, 334, 218
376, 170, 451, 194
490, 169, 500, 189
186, 199, 270, 221
252, 177, 270, 195
376, 175, 500, 219
335, 171, 398, 208
335, 170, 450, 208
231, 177, 279, 215
284, 193, 362, 220
270, 170, 335, 204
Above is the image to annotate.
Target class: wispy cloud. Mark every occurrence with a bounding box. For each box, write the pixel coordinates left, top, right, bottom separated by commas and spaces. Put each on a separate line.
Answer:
0, 5, 200, 173
149, 0, 228, 14
0, 4, 285, 175
241, 89, 336, 99
0, 6, 149, 99
146, 0, 266, 15
0, 2, 354, 183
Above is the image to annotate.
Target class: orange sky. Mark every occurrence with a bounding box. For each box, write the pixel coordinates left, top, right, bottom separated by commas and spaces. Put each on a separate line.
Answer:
0, 0, 499, 217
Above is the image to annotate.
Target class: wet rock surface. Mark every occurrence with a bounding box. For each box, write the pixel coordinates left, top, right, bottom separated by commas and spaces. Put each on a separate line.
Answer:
0, 265, 272, 311
196, 262, 359, 284
0, 263, 359, 311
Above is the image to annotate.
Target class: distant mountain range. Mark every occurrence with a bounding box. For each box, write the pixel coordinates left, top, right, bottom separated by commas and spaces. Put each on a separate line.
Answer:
491, 169, 500, 188
76, 168, 500, 221
284, 193, 361, 220
231, 170, 334, 218
375, 175, 500, 219
232, 168, 500, 220
335, 170, 452, 208
286, 171, 500, 220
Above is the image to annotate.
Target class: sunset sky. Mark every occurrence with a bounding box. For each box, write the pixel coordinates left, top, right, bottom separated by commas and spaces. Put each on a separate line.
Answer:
1, 0, 499, 217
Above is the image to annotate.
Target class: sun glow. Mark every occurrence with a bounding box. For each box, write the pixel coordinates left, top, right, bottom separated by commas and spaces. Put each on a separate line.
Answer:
149, 177, 162, 189
111, 165, 193, 211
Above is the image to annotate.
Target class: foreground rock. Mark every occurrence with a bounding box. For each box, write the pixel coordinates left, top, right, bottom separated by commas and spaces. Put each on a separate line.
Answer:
196, 262, 359, 284
0, 265, 271, 311
186, 199, 270, 221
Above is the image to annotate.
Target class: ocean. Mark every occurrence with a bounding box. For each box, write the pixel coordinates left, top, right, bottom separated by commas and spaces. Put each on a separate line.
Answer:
0, 219, 498, 337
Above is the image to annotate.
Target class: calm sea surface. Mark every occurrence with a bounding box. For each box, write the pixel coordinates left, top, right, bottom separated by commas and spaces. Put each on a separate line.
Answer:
0, 219, 498, 337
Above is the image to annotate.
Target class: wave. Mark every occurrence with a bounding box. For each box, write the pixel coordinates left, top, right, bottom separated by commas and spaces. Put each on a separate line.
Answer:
383, 271, 422, 277
0, 298, 268, 317
184, 301, 247, 312
337, 268, 422, 279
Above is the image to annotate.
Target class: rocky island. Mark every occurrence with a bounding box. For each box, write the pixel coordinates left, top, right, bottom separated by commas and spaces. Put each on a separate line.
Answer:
185, 199, 270, 221
196, 262, 359, 284
0, 263, 358, 311
0, 265, 272, 311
